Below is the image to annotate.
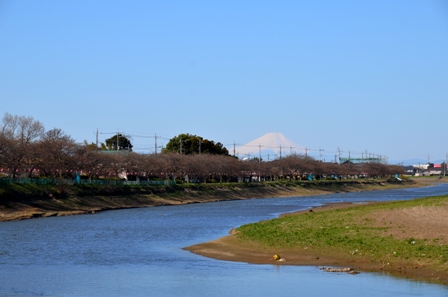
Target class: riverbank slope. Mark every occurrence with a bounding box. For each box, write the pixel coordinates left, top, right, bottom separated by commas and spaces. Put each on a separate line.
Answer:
0, 178, 420, 222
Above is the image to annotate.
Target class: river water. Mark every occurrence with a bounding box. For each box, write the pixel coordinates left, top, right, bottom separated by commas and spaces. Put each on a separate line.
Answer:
1, 185, 448, 296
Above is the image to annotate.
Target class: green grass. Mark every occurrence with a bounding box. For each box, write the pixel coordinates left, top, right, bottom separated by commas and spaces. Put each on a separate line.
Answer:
236, 195, 448, 265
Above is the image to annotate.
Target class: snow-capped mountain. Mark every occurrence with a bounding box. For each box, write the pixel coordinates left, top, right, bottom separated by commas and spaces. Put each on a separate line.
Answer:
234, 132, 304, 159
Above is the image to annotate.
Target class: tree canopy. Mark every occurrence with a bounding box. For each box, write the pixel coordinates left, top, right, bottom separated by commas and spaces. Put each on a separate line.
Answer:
162, 133, 229, 156
105, 134, 133, 151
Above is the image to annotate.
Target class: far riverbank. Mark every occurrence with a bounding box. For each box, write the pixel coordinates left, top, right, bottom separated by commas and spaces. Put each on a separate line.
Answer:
0, 177, 442, 222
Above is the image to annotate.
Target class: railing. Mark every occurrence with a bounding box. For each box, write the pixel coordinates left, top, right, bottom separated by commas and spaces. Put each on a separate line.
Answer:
0, 177, 176, 186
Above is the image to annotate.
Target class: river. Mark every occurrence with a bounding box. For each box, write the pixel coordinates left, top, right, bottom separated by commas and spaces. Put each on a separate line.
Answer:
1, 184, 448, 296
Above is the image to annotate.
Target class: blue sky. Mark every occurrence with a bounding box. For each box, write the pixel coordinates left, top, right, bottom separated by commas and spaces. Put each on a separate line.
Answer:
1, 1, 447, 164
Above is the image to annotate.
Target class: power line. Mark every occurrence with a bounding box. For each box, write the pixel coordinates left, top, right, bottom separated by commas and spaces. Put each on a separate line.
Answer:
93, 130, 388, 162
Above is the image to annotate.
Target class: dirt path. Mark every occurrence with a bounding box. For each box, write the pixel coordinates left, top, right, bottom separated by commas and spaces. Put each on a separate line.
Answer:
365, 205, 448, 242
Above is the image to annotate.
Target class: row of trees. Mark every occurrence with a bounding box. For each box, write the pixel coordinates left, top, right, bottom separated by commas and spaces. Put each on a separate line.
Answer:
0, 113, 403, 182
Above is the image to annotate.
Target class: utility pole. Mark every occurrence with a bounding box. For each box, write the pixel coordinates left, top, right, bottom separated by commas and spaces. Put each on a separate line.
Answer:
180, 138, 183, 155
95, 128, 98, 150
198, 140, 202, 154
116, 131, 119, 152
443, 153, 448, 177
319, 147, 323, 161
279, 145, 282, 159
338, 147, 341, 164
233, 141, 236, 157
445, 153, 448, 176
259, 144, 262, 162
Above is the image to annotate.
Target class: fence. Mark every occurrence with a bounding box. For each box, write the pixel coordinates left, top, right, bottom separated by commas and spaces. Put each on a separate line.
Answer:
0, 177, 176, 186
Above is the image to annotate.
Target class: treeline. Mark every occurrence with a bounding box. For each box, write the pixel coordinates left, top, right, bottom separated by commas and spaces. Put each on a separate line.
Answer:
0, 113, 404, 182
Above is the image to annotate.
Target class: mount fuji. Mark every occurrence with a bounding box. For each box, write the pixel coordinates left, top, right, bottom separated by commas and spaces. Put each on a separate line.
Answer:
233, 132, 304, 159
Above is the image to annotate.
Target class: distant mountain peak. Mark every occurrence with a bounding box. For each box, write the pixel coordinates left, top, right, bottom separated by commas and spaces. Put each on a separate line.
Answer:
234, 132, 303, 158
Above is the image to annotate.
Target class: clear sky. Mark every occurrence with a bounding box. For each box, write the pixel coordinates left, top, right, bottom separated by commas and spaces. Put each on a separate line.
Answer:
1, 1, 447, 164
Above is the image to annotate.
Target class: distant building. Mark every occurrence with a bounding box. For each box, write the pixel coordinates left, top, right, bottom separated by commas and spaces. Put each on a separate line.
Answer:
403, 166, 415, 175
406, 163, 447, 176
339, 156, 387, 164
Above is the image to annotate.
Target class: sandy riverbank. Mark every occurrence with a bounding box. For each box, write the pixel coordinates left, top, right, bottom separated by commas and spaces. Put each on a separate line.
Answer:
185, 177, 448, 285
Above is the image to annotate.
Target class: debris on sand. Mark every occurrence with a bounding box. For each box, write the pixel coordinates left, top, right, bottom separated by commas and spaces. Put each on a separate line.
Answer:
320, 267, 359, 274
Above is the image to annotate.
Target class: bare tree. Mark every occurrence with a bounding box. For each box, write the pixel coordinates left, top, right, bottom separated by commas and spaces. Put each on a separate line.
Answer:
144, 153, 168, 180
184, 154, 207, 182
0, 113, 45, 177
35, 128, 79, 178
121, 152, 147, 180
161, 153, 186, 181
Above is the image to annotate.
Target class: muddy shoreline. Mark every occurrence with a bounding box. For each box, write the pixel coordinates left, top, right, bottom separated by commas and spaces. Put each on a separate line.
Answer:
185, 177, 448, 285
185, 202, 448, 284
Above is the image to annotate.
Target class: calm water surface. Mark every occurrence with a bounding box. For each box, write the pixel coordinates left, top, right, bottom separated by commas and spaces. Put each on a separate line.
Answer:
1, 184, 448, 296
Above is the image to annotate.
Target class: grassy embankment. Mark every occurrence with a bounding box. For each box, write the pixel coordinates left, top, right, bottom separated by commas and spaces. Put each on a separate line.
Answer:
233, 194, 448, 283
0, 178, 414, 221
